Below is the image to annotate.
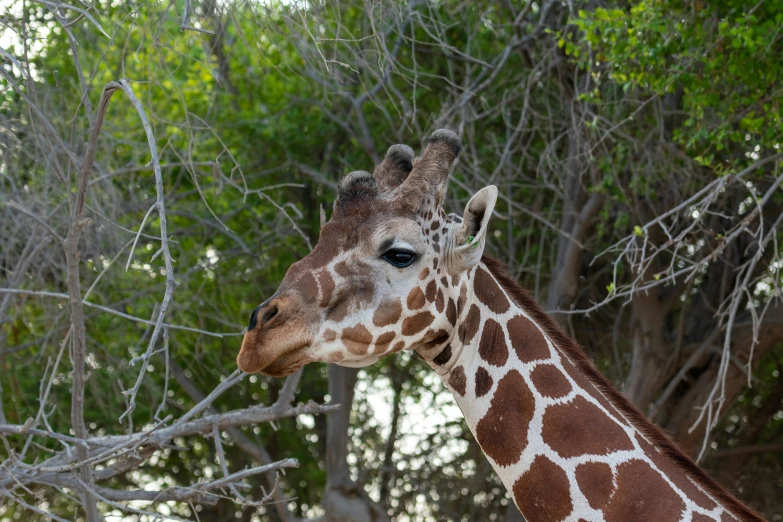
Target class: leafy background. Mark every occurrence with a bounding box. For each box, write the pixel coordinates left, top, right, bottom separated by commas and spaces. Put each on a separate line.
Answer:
1, 0, 782, 521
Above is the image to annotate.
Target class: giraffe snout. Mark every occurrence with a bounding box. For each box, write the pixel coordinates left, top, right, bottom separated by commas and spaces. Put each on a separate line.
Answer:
237, 294, 314, 374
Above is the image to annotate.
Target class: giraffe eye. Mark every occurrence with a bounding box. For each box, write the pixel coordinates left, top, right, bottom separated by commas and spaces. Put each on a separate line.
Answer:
381, 249, 417, 268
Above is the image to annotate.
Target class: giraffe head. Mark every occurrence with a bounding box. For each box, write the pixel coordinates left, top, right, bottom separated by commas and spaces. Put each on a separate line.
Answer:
237, 130, 497, 376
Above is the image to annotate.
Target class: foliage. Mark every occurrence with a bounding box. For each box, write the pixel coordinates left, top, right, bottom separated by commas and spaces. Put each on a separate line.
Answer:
567, 1, 783, 170
1, 0, 782, 521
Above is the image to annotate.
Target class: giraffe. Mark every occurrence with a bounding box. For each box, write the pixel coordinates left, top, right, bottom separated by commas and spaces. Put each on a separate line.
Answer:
237, 130, 765, 522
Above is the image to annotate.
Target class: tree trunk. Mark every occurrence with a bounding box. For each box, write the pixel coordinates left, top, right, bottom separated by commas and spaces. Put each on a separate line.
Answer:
624, 285, 671, 411
322, 364, 389, 522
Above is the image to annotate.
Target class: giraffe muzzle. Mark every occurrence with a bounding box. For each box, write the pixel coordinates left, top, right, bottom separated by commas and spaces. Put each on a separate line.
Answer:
237, 295, 315, 375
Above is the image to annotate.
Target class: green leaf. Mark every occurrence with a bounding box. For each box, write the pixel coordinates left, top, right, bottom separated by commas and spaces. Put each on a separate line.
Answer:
633, 225, 644, 236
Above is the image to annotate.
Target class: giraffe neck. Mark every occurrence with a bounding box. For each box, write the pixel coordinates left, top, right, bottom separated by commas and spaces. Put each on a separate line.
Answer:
420, 259, 759, 522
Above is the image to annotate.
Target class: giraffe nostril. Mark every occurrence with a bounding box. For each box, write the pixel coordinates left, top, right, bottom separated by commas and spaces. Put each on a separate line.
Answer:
248, 303, 281, 331
261, 305, 279, 326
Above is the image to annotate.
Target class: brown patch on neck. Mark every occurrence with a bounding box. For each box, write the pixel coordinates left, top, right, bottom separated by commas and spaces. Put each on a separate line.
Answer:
475, 369, 534, 467
604, 459, 685, 522
530, 364, 572, 398
575, 461, 614, 510
448, 365, 467, 396
446, 297, 457, 325
458, 304, 480, 344
474, 367, 493, 397
513, 455, 572, 521
507, 314, 550, 362
542, 396, 634, 458
480, 255, 765, 522
473, 267, 510, 314
637, 437, 719, 511
478, 318, 508, 367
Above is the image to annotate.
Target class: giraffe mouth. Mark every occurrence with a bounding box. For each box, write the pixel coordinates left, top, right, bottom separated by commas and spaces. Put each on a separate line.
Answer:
258, 344, 311, 377
237, 323, 313, 375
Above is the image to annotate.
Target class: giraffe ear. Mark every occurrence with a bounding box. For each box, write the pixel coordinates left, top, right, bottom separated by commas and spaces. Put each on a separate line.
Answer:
449, 186, 498, 273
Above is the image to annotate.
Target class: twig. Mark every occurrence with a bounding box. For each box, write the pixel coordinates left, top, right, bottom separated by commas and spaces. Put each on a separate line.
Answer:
7, 201, 63, 244
111, 79, 179, 424
177, 370, 244, 425
64, 79, 123, 522
32, 0, 110, 38
0, 288, 241, 338
0, 424, 89, 448
181, 0, 215, 35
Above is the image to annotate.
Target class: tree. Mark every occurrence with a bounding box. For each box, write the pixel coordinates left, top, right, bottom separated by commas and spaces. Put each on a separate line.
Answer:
1, 0, 781, 520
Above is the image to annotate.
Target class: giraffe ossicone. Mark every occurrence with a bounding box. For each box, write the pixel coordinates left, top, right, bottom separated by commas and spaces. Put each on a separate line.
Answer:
236, 130, 765, 522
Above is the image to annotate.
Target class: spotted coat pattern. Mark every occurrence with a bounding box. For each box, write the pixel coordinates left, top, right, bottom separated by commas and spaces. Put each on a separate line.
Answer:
400, 202, 750, 522
434, 263, 743, 522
